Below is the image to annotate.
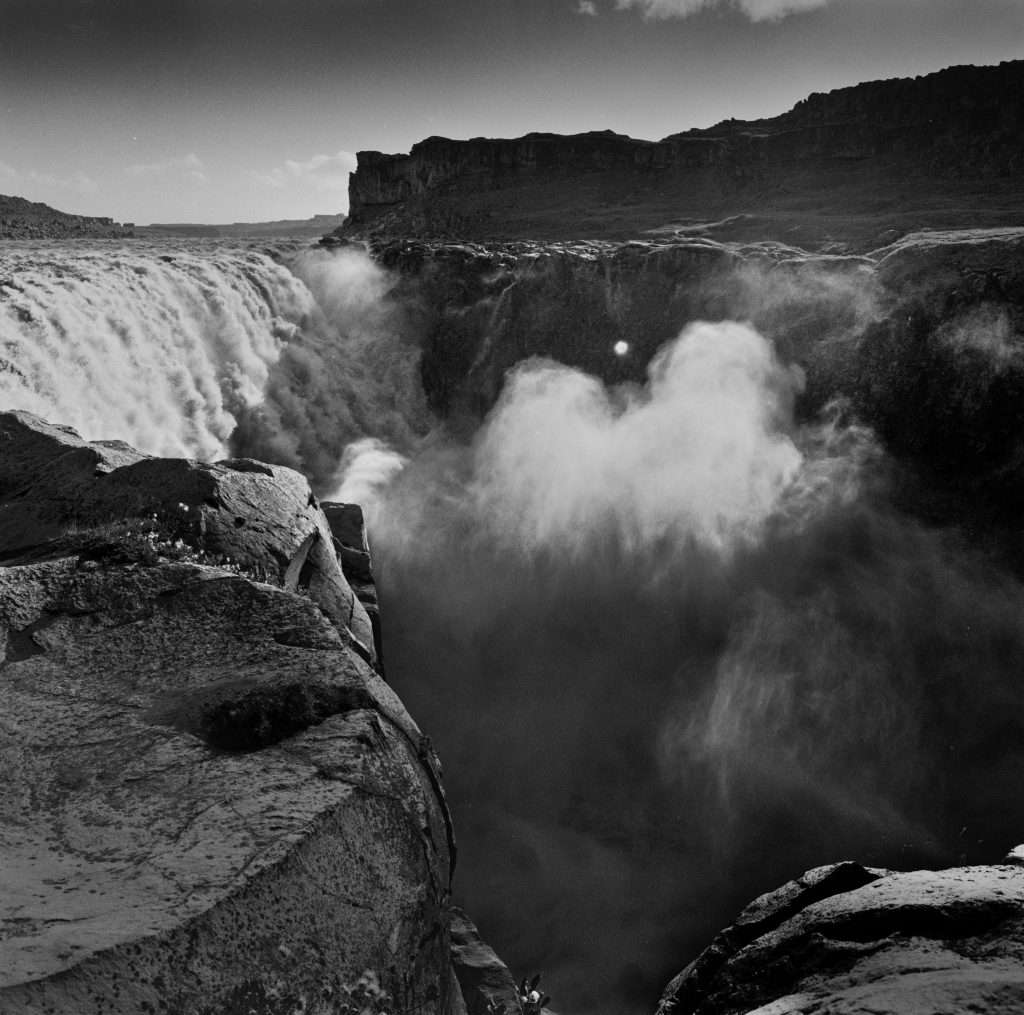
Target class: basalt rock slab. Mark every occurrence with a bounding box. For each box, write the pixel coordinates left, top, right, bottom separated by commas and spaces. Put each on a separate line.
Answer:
0, 416, 458, 1014
657, 854, 1024, 1015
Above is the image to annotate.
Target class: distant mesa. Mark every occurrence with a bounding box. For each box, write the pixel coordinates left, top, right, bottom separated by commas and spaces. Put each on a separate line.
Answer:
0, 194, 133, 240
338, 60, 1024, 251
0, 199, 347, 241
137, 213, 346, 239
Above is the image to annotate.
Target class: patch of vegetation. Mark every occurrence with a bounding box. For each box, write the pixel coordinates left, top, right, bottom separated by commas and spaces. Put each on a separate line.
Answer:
200, 682, 371, 752
518, 974, 551, 1015
336, 970, 392, 1015
55, 504, 271, 580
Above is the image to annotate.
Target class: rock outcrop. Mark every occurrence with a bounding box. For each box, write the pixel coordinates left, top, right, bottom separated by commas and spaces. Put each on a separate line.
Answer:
0, 195, 132, 240
657, 849, 1024, 1015
341, 61, 1024, 245
0, 411, 467, 1014
449, 908, 523, 1015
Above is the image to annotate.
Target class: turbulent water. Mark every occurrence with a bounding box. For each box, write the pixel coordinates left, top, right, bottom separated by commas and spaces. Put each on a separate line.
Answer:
4, 238, 1024, 1015
0, 238, 429, 483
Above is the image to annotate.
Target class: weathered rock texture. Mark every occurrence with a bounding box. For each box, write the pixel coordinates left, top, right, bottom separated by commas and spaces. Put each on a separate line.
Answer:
341, 61, 1024, 245
0, 411, 463, 1014
658, 850, 1024, 1015
0, 194, 132, 239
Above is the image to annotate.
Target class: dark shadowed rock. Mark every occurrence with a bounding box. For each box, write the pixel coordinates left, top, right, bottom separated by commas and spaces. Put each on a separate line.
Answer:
449, 907, 523, 1015
658, 854, 1024, 1015
0, 415, 460, 1014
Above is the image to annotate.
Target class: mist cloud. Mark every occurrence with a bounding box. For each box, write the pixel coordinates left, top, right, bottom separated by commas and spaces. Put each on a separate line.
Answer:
327, 437, 408, 505
471, 321, 803, 556
228, 246, 432, 485
0, 158, 97, 194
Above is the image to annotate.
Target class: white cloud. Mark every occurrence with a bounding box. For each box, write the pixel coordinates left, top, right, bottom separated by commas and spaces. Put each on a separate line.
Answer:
613, 0, 832, 20
577, 0, 599, 14
26, 169, 98, 194
125, 153, 208, 183
0, 159, 96, 194
251, 150, 357, 193
0, 159, 19, 187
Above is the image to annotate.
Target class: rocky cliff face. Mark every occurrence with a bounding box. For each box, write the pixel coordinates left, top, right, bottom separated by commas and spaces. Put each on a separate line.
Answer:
0, 195, 132, 239
657, 849, 1024, 1015
0, 410, 517, 1015
342, 61, 1024, 245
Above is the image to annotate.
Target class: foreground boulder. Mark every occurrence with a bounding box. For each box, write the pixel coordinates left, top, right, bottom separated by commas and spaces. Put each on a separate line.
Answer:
0, 411, 460, 1013
658, 850, 1024, 1015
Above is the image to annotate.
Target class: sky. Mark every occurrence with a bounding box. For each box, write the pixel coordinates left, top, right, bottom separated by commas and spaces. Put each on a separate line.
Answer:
1, 0, 1021, 225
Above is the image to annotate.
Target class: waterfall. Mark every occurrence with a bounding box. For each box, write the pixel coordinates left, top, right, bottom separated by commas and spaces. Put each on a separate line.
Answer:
0, 239, 430, 483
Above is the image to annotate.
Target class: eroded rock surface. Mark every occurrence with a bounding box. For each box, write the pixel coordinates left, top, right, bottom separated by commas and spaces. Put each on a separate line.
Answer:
658, 852, 1024, 1015
0, 412, 458, 1014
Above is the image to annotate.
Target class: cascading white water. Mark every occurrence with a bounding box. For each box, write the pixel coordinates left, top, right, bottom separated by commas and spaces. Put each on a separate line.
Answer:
0, 239, 429, 480
0, 241, 308, 458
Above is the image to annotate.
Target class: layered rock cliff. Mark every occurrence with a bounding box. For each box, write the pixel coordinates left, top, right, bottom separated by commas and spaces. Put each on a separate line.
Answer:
342, 61, 1024, 246
0, 410, 515, 1015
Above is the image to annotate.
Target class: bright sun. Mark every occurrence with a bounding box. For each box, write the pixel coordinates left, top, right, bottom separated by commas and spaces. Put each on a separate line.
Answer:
613, 341, 629, 357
